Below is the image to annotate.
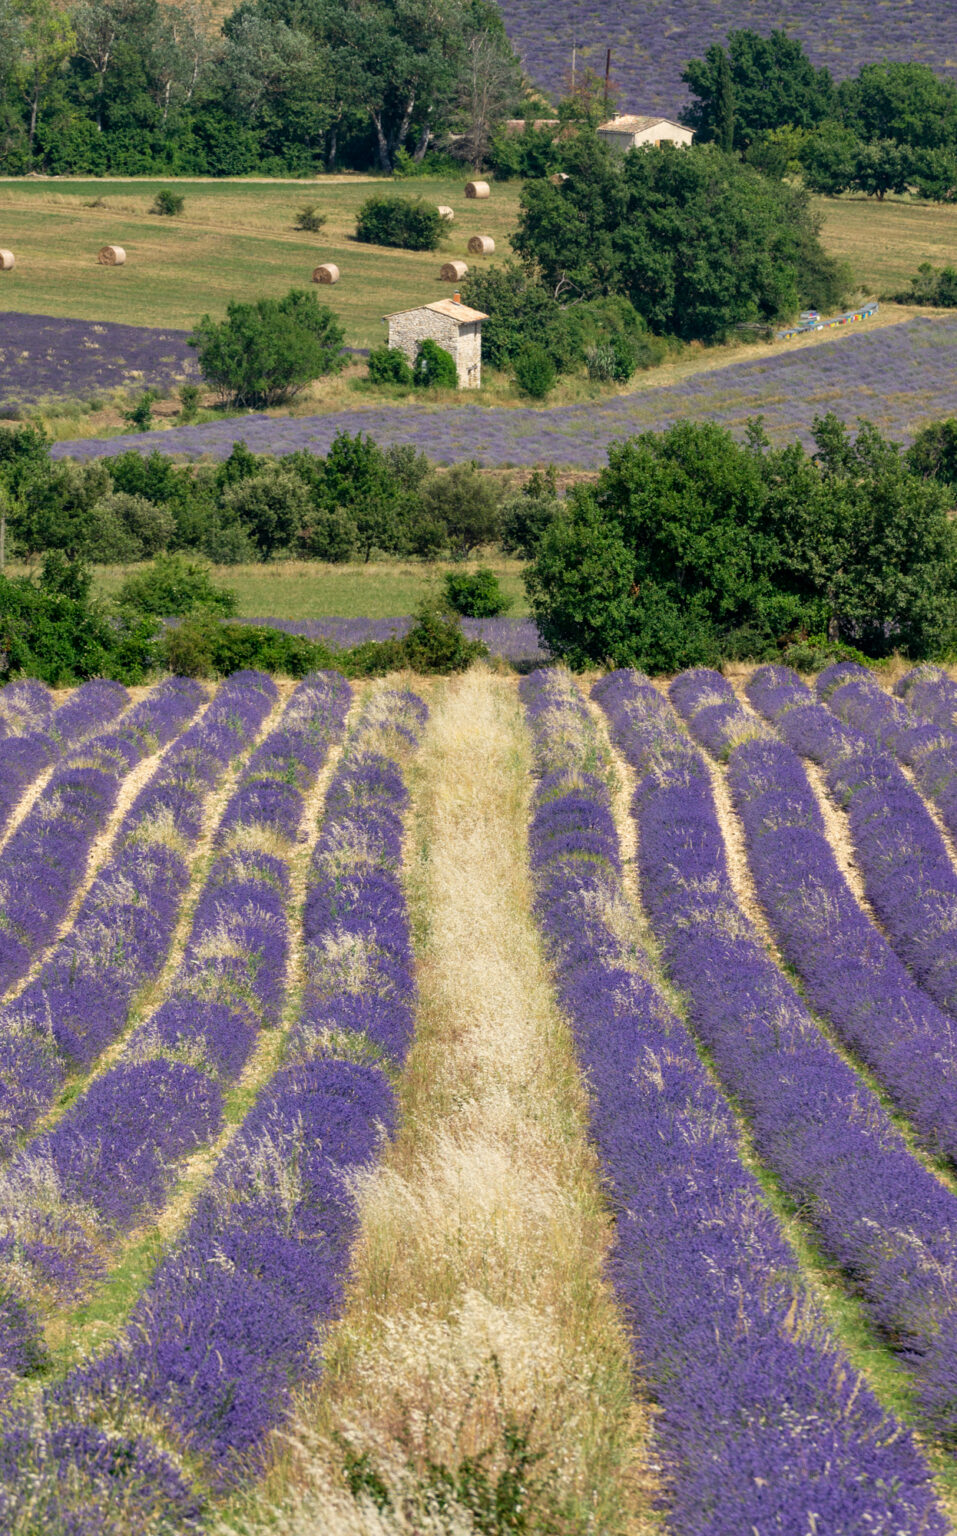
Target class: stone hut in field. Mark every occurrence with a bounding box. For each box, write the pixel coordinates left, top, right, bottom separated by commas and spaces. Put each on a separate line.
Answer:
596, 114, 694, 152
385, 296, 488, 389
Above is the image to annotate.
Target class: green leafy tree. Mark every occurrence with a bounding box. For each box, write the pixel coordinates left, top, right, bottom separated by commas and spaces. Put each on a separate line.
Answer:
190, 288, 345, 407
220, 465, 311, 559
15, 0, 75, 152
853, 138, 913, 200
798, 122, 860, 194
419, 461, 501, 555
838, 61, 957, 150
514, 342, 555, 398
908, 419, 957, 489
682, 30, 836, 151
515, 141, 847, 342
316, 431, 411, 560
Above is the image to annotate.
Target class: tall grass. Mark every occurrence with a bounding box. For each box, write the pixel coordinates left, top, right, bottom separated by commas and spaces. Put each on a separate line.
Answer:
240, 667, 657, 1534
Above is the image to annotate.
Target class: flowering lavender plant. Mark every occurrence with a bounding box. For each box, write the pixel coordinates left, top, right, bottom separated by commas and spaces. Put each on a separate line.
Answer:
672, 667, 957, 1163
0, 678, 201, 996
0, 679, 129, 841
596, 667, 957, 1447
521, 667, 943, 1533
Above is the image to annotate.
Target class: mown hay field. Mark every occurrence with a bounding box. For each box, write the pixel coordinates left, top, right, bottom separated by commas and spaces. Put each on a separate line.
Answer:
0, 176, 522, 345
3, 657, 957, 1531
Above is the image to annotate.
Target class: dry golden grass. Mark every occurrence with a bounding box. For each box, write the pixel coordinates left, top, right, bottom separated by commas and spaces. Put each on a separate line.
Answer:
241, 667, 657, 1535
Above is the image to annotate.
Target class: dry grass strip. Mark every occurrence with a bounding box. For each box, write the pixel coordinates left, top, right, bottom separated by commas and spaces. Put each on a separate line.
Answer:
241, 667, 657, 1536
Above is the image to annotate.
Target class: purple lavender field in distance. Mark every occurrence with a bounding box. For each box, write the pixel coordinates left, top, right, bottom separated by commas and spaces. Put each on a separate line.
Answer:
497, 0, 957, 114
51, 317, 957, 468
247, 615, 550, 665
0, 313, 199, 405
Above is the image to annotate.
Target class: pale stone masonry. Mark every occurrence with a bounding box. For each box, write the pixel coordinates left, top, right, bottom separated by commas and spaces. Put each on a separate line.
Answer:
385, 298, 488, 389
596, 114, 694, 152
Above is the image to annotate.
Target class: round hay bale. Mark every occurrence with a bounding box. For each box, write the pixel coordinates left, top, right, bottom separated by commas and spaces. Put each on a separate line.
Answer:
0, 250, 14, 272
464, 180, 490, 199
437, 205, 454, 221
467, 234, 495, 255
98, 244, 126, 265
440, 260, 469, 281
312, 262, 339, 284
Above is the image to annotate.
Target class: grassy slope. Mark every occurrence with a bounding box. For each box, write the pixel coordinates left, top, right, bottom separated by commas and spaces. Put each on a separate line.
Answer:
0, 177, 521, 347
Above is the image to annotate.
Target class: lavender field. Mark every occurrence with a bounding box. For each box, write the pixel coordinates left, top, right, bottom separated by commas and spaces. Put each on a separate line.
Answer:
0, 660, 956, 1530
497, 0, 957, 114
0, 312, 198, 406
52, 315, 957, 468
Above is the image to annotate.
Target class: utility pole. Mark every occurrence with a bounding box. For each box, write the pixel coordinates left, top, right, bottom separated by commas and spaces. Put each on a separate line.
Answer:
571, 43, 576, 95
604, 47, 611, 114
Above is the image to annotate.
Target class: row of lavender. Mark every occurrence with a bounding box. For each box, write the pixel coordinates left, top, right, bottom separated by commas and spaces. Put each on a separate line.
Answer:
519, 669, 943, 1536
595, 670, 957, 1448
744, 662, 957, 1027
0, 677, 204, 998
669, 667, 957, 1163
0, 670, 277, 1160
0, 679, 130, 841
0, 672, 346, 1399
0, 683, 427, 1531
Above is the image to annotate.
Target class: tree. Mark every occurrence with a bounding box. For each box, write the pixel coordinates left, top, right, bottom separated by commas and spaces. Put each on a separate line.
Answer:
682, 30, 836, 152
316, 431, 409, 560
524, 418, 957, 670
220, 465, 311, 558
190, 289, 345, 407
799, 122, 860, 195
515, 141, 847, 342
14, 0, 75, 152
453, 21, 519, 167
838, 61, 957, 150
852, 138, 912, 200
419, 462, 501, 555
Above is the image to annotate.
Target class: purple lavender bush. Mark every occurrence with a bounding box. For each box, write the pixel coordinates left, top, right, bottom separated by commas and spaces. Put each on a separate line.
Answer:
0, 687, 428, 1522
0, 677, 200, 995
0, 313, 199, 409
0, 671, 277, 1157
596, 667, 957, 1447
521, 668, 944, 1534
0, 678, 128, 840
672, 667, 957, 1162
746, 664, 957, 1023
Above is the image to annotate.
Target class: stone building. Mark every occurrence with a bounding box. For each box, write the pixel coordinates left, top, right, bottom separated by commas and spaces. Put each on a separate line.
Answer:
385, 297, 488, 389
596, 114, 694, 153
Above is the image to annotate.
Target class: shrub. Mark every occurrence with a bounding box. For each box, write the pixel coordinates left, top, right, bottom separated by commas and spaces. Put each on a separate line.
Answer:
220, 466, 313, 559
296, 507, 357, 562
179, 384, 200, 419
514, 343, 556, 399
355, 194, 443, 251
501, 467, 564, 559
399, 599, 488, 672
117, 554, 238, 619
444, 566, 510, 617
294, 205, 326, 232
87, 492, 175, 562
0, 560, 156, 685
889, 262, 957, 307
122, 392, 156, 432
413, 339, 457, 390
367, 346, 414, 386
150, 189, 185, 216
190, 289, 345, 407
420, 463, 502, 555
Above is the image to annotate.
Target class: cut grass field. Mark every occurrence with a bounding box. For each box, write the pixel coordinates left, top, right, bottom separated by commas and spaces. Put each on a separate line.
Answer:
86, 556, 533, 620
0, 176, 521, 347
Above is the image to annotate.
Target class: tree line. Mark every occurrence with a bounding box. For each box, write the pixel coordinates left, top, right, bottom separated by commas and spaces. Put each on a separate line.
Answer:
0, 0, 522, 175
683, 32, 957, 201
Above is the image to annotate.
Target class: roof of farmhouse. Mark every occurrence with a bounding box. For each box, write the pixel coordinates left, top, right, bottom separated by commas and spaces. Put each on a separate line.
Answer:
596, 114, 690, 133
385, 299, 489, 323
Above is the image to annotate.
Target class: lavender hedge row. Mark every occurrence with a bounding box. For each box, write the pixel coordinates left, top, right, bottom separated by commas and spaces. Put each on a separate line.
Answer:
744, 664, 957, 1024
670, 667, 957, 1163
0, 670, 278, 1158
521, 669, 943, 1535
0, 677, 202, 997
0, 679, 128, 841
595, 668, 957, 1447
895, 665, 957, 732
0, 672, 349, 1409
0, 687, 426, 1527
